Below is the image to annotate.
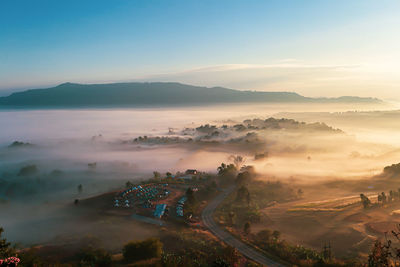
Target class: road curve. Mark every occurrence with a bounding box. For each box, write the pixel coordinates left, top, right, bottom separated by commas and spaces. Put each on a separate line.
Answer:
201, 185, 286, 267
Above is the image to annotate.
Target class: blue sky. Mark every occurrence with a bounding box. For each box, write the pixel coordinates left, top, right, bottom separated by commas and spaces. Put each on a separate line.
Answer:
1, 0, 400, 98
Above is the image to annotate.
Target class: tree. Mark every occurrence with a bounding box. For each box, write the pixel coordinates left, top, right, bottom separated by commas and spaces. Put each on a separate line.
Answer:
381, 192, 387, 204
360, 194, 371, 208
126, 181, 133, 189
246, 192, 251, 207
0, 228, 15, 258
217, 163, 237, 182
367, 224, 400, 266
368, 240, 390, 267
78, 184, 83, 194
236, 186, 250, 203
123, 238, 163, 262
245, 209, 261, 223
229, 155, 245, 169
240, 165, 255, 174
77, 247, 112, 267
221, 246, 239, 266
235, 171, 251, 186
272, 230, 281, 240
257, 229, 272, 242
211, 258, 230, 267
153, 171, 161, 180
166, 172, 172, 178
17, 165, 38, 176
186, 188, 197, 206
19, 248, 43, 267
228, 211, 235, 225
244, 222, 251, 235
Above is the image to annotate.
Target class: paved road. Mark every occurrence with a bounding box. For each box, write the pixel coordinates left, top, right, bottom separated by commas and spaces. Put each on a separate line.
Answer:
202, 186, 286, 267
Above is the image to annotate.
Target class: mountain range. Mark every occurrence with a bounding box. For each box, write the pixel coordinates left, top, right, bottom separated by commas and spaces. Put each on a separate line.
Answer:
0, 82, 382, 108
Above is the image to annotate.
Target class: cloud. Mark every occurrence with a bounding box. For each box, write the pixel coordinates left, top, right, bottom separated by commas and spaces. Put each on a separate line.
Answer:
179, 63, 359, 74
128, 62, 368, 98
1, 60, 397, 100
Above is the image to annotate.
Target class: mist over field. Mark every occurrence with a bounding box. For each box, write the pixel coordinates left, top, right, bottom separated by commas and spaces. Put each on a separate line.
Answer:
3, 1, 400, 265
2, 102, 400, 248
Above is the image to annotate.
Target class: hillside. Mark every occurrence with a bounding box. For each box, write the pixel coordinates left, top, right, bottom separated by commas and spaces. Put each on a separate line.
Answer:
0, 82, 382, 108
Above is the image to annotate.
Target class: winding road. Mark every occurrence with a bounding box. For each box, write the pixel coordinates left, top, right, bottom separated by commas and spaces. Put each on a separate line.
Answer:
201, 186, 286, 267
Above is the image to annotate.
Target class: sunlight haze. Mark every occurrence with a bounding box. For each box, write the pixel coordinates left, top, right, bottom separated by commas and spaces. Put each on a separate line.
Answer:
2, 1, 400, 266
1, 0, 400, 99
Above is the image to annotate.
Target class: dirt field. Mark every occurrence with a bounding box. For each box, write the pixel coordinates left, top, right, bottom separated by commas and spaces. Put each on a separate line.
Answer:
257, 184, 400, 259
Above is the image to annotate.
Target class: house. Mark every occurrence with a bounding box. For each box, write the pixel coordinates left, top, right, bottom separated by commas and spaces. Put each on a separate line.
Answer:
176, 206, 184, 217
178, 196, 187, 205
154, 204, 167, 218
185, 169, 197, 175
176, 196, 186, 217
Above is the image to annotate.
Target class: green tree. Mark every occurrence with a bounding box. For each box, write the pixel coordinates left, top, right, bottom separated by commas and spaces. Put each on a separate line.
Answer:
153, 171, 161, 180
245, 209, 261, 223
185, 187, 197, 211
217, 163, 237, 183
123, 238, 163, 262
19, 248, 43, 267
166, 172, 172, 178
17, 165, 38, 176
77, 247, 112, 267
382, 192, 387, 204
360, 194, 371, 208
0, 227, 15, 258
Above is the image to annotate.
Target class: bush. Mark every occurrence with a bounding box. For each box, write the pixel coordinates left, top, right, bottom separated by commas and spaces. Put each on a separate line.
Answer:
18, 248, 43, 267
77, 247, 112, 267
123, 238, 163, 262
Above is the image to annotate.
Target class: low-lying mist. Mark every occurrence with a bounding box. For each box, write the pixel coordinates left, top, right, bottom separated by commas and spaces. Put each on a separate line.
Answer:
1, 102, 400, 246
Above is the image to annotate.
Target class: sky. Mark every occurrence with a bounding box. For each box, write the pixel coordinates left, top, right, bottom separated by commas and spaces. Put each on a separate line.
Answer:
1, 0, 400, 99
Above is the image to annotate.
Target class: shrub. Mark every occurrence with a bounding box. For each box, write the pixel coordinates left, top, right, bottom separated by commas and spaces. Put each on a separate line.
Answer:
123, 238, 163, 262
77, 247, 112, 267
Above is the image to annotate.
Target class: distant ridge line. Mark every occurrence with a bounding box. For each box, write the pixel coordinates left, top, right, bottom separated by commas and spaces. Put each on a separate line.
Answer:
0, 82, 382, 108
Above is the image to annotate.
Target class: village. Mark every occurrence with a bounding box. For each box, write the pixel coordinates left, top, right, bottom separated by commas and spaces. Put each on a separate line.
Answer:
112, 169, 201, 223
